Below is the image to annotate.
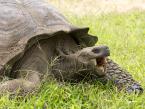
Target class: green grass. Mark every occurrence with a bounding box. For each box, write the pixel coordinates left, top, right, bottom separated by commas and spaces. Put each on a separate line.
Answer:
0, 11, 145, 109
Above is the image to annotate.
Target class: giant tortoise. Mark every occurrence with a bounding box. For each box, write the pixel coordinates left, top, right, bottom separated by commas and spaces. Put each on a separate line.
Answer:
0, 0, 143, 95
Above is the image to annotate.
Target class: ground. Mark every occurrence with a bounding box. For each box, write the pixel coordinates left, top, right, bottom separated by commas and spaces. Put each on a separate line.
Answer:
0, 0, 145, 109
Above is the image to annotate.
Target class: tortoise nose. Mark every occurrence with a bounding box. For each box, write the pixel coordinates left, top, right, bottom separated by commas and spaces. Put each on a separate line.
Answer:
102, 46, 110, 56
92, 45, 110, 56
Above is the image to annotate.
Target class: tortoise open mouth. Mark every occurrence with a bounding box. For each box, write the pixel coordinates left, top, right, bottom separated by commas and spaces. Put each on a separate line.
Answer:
96, 57, 106, 66
91, 46, 110, 76
96, 57, 107, 75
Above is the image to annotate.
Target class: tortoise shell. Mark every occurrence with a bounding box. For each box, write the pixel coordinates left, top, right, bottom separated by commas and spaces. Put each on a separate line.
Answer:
0, 0, 97, 74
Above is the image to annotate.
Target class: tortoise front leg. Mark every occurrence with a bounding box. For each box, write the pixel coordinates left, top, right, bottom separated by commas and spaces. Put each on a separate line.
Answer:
103, 59, 143, 94
0, 40, 49, 96
0, 71, 40, 96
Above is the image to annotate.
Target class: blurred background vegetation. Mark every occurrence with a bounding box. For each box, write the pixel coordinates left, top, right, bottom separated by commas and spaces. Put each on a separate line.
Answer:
47, 0, 145, 16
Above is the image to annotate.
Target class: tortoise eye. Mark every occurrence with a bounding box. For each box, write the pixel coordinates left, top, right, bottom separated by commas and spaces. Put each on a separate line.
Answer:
92, 48, 101, 54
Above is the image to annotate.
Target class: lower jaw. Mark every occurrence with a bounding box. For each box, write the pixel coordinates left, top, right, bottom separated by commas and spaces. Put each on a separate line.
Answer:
96, 57, 107, 76
96, 65, 107, 77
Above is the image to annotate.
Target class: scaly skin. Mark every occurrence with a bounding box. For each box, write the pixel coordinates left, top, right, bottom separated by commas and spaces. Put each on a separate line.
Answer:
104, 58, 143, 94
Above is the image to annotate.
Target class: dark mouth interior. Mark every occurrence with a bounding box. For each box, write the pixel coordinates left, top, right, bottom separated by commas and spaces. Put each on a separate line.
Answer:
96, 57, 106, 66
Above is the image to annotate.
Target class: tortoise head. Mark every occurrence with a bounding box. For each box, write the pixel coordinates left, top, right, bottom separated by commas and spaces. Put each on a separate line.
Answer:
76, 45, 110, 76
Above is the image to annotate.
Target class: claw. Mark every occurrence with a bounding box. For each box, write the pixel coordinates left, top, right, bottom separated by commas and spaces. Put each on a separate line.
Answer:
126, 84, 143, 94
